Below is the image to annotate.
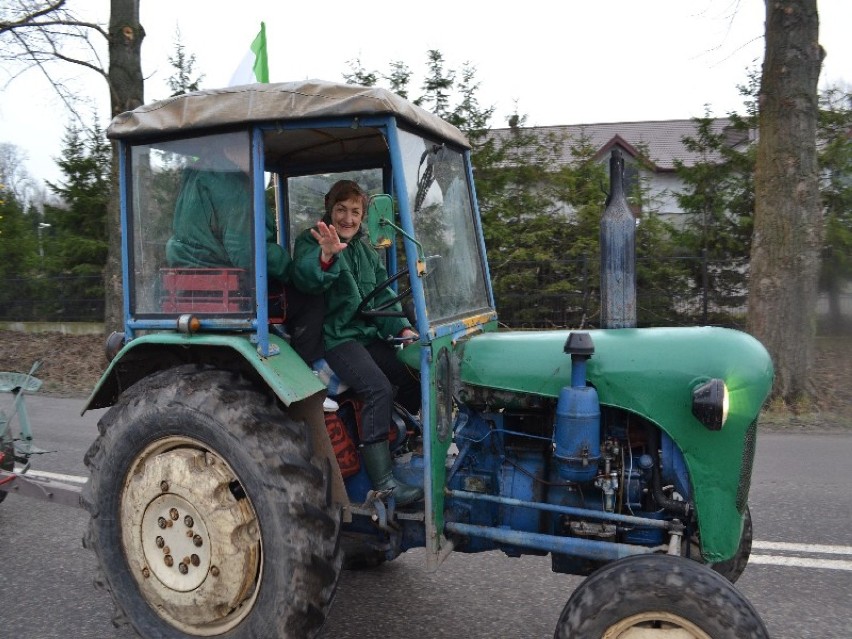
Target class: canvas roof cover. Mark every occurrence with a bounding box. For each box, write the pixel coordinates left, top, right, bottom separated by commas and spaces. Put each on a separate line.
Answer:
107, 79, 470, 150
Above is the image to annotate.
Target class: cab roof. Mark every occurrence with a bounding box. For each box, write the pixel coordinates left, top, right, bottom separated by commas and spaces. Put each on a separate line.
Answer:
107, 79, 470, 149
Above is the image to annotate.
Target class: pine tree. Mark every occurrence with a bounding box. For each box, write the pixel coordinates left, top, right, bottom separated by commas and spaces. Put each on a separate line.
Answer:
817, 85, 852, 333
43, 120, 110, 288
343, 57, 378, 87
417, 50, 454, 117
166, 27, 204, 97
672, 112, 754, 323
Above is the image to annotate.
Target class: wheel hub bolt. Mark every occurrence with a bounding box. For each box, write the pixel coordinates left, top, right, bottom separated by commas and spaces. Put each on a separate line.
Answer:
169, 508, 179, 521
190, 554, 200, 567
164, 555, 174, 567
155, 536, 165, 549
184, 515, 194, 528
157, 517, 167, 529
178, 562, 188, 575
193, 534, 204, 547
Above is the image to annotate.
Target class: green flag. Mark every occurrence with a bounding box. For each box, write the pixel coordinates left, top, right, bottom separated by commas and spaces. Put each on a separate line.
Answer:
229, 22, 269, 85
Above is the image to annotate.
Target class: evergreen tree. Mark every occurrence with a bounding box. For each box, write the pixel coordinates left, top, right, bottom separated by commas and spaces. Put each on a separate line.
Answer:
385, 61, 412, 99
0, 183, 40, 319
672, 111, 754, 323
343, 57, 378, 87
417, 50, 454, 117
44, 121, 110, 273
166, 27, 204, 96
817, 85, 852, 333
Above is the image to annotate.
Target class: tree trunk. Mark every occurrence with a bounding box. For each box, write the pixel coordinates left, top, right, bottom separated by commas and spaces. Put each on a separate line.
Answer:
748, 0, 824, 404
104, 0, 145, 333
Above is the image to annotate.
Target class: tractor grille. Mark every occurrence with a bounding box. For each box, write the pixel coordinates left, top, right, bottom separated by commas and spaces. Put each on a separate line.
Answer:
736, 420, 758, 513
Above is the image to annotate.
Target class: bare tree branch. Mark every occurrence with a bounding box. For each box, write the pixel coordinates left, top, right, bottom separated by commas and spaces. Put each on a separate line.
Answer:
1, 1, 111, 132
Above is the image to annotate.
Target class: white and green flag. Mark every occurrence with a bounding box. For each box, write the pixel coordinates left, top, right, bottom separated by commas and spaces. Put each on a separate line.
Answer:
228, 22, 269, 85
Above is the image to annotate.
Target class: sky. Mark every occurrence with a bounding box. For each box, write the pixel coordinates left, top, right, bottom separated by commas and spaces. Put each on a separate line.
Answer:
1, 0, 849, 190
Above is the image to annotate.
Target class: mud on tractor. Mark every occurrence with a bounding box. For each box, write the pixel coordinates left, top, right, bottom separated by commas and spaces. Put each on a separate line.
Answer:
46, 81, 773, 638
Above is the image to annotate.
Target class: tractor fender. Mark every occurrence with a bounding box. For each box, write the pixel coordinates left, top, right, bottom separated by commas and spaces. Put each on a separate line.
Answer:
81, 332, 350, 510
83, 332, 326, 413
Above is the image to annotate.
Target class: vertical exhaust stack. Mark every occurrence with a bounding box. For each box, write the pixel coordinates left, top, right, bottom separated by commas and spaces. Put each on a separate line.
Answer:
600, 149, 637, 329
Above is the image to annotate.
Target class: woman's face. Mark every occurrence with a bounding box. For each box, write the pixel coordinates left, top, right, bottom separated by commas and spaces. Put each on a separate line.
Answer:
330, 196, 364, 241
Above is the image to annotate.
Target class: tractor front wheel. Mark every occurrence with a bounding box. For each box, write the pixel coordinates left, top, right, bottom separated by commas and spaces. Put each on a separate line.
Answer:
82, 365, 341, 638
554, 554, 769, 639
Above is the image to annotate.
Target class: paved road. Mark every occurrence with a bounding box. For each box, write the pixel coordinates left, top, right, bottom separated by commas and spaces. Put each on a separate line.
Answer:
1, 396, 850, 638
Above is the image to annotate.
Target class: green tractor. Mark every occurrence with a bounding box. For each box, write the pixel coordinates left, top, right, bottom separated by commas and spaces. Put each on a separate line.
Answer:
81, 80, 773, 638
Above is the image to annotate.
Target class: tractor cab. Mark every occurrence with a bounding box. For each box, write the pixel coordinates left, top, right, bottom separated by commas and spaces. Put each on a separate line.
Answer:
109, 82, 495, 361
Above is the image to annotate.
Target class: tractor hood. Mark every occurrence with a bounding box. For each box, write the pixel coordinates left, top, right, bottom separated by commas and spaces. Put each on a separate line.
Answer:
455, 326, 773, 430
453, 326, 773, 562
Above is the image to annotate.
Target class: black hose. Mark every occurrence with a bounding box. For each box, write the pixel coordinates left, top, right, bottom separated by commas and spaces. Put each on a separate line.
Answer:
648, 426, 690, 518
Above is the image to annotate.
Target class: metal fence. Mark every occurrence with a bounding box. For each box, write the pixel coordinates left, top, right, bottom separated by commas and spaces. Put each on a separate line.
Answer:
0, 275, 105, 323
1, 264, 849, 334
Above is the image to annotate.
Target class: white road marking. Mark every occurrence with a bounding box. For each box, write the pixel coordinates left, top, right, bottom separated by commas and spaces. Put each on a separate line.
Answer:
748, 555, 852, 571
752, 540, 852, 556
749, 540, 852, 571
9, 469, 852, 573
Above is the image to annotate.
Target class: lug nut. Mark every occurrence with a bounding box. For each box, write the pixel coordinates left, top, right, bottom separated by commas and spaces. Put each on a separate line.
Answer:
169, 508, 179, 521
190, 554, 200, 567
155, 536, 165, 548
184, 515, 194, 528
163, 546, 170, 555
178, 562, 188, 575
193, 534, 203, 547
157, 517, 167, 529
164, 555, 174, 567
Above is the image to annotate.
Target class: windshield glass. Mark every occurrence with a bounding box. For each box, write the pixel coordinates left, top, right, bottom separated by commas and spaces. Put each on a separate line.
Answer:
129, 131, 255, 316
285, 170, 384, 251
398, 130, 491, 324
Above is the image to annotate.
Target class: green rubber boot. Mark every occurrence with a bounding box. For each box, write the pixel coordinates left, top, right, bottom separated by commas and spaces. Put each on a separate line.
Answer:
361, 440, 423, 506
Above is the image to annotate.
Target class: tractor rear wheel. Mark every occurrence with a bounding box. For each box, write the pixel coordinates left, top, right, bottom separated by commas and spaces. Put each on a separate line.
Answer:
554, 554, 769, 639
82, 365, 342, 638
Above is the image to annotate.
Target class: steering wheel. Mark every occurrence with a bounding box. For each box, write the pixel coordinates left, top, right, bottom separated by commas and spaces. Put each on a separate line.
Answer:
356, 268, 411, 319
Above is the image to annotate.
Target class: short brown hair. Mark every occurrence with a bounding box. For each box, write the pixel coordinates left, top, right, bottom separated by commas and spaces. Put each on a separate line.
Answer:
324, 179, 368, 216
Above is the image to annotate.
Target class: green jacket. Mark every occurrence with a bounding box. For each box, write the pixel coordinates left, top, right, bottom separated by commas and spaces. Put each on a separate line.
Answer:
166, 168, 290, 283
292, 226, 411, 351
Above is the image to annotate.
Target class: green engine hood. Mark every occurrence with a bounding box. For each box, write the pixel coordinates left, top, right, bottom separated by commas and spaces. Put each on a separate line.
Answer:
455, 326, 774, 562
457, 326, 772, 428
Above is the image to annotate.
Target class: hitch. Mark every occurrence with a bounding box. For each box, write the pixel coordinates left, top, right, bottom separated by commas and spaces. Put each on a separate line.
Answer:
0, 468, 85, 509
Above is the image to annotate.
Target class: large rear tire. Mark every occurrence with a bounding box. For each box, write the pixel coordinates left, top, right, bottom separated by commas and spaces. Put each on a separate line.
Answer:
554, 554, 769, 639
82, 365, 341, 638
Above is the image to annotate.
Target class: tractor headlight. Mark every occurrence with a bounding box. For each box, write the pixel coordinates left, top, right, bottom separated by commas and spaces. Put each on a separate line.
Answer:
691, 378, 729, 431
104, 331, 125, 363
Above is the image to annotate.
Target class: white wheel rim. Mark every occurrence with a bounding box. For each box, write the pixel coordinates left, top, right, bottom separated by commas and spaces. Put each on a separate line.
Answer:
120, 436, 262, 635
603, 612, 713, 639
